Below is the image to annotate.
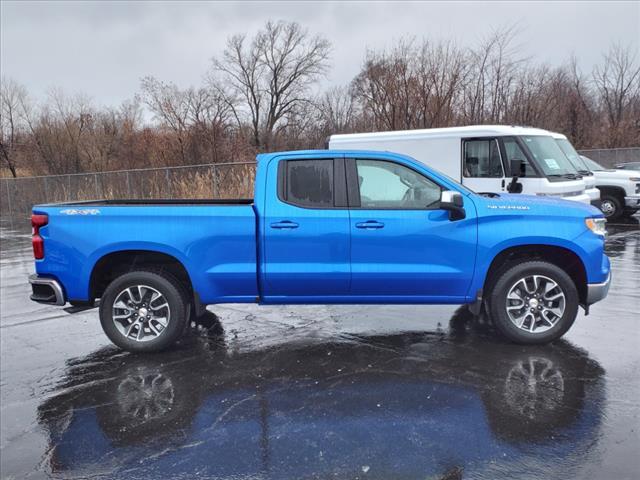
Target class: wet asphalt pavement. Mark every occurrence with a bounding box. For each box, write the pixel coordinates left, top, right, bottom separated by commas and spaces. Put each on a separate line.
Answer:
1, 219, 639, 480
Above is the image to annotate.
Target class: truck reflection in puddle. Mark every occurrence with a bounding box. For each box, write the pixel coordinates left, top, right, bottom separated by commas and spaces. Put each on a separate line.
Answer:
38, 308, 605, 479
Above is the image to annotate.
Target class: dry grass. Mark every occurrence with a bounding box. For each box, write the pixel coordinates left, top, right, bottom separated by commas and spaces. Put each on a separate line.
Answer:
0, 163, 256, 218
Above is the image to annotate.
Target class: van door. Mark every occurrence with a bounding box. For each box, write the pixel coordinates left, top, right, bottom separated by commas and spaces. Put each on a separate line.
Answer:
500, 136, 541, 194
461, 138, 506, 194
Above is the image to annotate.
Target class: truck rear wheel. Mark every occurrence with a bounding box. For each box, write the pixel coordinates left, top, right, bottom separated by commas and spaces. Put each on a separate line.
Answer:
99, 270, 189, 353
488, 261, 579, 344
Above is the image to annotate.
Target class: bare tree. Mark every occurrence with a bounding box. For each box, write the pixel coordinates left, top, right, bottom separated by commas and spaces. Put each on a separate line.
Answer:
463, 27, 524, 124
415, 40, 467, 127
593, 44, 640, 146
318, 85, 357, 133
141, 77, 235, 164
0, 77, 29, 177
352, 40, 415, 131
4, 24, 640, 180
185, 86, 233, 163
352, 38, 467, 131
141, 77, 192, 164
211, 20, 331, 149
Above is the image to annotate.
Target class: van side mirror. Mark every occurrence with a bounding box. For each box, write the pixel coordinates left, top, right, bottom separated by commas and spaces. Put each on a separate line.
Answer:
508, 159, 524, 193
510, 159, 523, 177
440, 190, 466, 221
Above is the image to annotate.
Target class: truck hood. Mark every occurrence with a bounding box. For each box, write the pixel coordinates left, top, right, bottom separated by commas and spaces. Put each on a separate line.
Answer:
593, 169, 640, 180
472, 193, 602, 218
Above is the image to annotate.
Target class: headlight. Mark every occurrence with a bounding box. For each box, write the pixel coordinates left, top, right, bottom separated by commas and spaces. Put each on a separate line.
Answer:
629, 177, 640, 181
585, 217, 607, 236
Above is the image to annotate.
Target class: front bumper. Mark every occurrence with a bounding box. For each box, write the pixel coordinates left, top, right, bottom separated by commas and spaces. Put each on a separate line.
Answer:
29, 274, 65, 306
586, 272, 611, 305
624, 195, 640, 208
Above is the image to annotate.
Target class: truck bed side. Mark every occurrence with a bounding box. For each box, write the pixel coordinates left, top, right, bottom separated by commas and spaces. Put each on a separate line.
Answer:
33, 203, 258, 304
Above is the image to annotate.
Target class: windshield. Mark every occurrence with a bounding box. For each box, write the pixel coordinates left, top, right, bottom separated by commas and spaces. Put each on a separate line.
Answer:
519, 136, 580, 178
581, 156, 606, 171
555, 138, 591, 174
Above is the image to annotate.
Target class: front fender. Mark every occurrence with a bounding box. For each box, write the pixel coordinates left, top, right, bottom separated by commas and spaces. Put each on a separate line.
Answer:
468, 215, 606, 298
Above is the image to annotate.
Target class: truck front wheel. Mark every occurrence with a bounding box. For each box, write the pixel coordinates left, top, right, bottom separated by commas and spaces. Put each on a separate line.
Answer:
99, 270, 189, 353
488, 261, 579, 344
600, 194, 623, 220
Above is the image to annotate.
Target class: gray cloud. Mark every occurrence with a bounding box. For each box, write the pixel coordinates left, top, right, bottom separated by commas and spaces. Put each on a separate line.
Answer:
1, 1, 638, 108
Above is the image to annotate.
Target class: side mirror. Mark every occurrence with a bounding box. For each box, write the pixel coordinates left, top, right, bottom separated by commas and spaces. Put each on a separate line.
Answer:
510, 159, 523, 177
440, 190, 466, 221
508, 159, 524, 193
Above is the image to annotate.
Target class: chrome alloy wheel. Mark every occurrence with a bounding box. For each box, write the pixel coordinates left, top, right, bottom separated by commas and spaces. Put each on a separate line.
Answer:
112, 285, 170, 342
600, 199, 616, 217
505, 275, 566, 333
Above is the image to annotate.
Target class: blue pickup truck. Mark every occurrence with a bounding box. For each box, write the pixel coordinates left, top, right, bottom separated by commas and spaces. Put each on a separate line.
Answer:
29, 150, 611, 352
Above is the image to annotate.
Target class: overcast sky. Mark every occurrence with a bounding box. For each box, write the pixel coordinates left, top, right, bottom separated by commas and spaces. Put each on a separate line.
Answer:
1, 1, 639, 108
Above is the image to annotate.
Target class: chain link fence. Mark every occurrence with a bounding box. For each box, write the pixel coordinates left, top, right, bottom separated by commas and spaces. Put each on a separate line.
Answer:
577, 147, 640, 168
2, 147, 638, 228
0, 162, 256, 227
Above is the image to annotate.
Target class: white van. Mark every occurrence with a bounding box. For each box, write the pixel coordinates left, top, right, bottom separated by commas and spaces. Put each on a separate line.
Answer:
328, 125, 590, 204
551, 132, 601, 206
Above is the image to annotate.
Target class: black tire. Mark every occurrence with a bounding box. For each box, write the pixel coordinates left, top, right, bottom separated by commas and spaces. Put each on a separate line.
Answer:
488, 261, 579, 345
600, 194, 623, 220
99, 269, 189, 353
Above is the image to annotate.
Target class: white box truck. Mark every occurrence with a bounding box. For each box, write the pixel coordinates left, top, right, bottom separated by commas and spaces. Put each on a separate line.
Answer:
328, 125, 590, 204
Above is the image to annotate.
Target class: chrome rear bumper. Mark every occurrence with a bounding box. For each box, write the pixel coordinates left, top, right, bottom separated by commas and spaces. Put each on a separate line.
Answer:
586, 272, 611, 305
29, 274, 65, 306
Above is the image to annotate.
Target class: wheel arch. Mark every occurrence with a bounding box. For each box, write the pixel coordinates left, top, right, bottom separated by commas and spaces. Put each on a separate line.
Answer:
482, 244, 588, 306
89, 250, 196, 306
597, 185, 626, 200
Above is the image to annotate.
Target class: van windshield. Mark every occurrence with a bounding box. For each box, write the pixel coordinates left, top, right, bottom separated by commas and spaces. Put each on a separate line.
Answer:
519, 136, 580, 178
555, 138, 591, 174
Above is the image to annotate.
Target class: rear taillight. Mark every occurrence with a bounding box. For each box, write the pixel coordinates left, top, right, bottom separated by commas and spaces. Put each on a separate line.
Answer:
32, 213, 48, 259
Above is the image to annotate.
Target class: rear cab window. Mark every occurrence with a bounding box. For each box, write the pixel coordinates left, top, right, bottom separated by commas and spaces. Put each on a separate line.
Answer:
278, 158, 346, 208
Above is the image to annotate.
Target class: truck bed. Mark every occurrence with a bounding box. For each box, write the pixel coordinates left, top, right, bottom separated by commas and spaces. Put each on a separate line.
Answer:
33, 200, 259, 304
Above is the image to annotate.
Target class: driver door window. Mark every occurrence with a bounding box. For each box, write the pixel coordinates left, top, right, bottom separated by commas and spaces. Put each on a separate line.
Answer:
463, 139, 504, 178
349, 158, 476, 298
502, 138, 536, 177
355, 159, 442, 209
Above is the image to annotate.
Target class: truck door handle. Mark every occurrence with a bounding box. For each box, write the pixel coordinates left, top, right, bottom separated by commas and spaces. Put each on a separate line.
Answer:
355, 220, 384, 229
270, 220, 299, 229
